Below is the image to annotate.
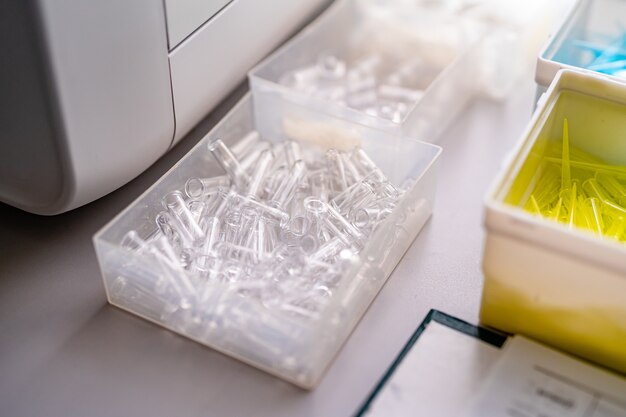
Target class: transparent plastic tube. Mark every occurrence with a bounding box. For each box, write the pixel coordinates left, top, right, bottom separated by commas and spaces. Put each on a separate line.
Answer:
269, 141, 286, 167
351, 148, 386, 182
303, 196, 327, 238
234, 194, 290, 227
264, 165, 289, 198
187, 199, 206, 222
200, 187, 234, 222
163, 191, 205, 247
231, 131, 260, 160
270, 160, 307, 209
143, 236, 197, 309
340, 152, 361, 185
109, 276, 186, 325
280, 189, 309, 246
299, 234, 318, 254
303, 197, 363, 247
374, 181, 401, 199
353, 206, 380, 229
287, 188, 308, 220
326, 149, 349, 193
285, 140, 302, 167
308, 236, 345, 263
151, 232, 194, 269
246, 149, 274, 199
121, 230, 151, 253
197, 217, 221, 260
239, 205, 260, 249
331, 177, 376, 216
241, 141, 272, 173
216, 242, 262, 267
309, 171, 330, 203
208, 139, 250, 190
324, 202, 364, 243
185, 175, 231, 199
281, 219, 307, 248
257, 217, 278, 260
115, 242, 170, 296
223, 211, 243, 246
155, 211, 182, 247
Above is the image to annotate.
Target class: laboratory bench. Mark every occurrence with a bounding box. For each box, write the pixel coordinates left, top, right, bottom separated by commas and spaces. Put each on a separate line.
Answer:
0, 71, 536, 416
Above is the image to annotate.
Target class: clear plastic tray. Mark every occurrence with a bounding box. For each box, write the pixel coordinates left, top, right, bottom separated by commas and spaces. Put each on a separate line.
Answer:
93, 94, 441, 389
482, 70, 626, 375
249, 0, 484, 143
361, 0, 575, 100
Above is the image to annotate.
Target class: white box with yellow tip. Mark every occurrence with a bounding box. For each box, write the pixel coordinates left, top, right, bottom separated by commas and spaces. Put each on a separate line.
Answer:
482, 69, 626, 375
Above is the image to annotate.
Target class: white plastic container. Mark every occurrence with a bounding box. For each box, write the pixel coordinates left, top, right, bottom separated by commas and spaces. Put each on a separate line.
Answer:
249, 0, 484, 143
482, 70, 626, 375
93, 94, 441, 389
536, 0, 626, 98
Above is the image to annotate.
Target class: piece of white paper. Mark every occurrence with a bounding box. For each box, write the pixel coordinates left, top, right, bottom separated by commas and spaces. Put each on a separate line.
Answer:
363, 321, 503, 417
463, 336, 626, 417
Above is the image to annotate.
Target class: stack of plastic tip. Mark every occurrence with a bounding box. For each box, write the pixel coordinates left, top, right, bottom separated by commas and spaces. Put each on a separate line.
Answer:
522, 118, 626, 242
571, 30, 626, 78
279, 52, 426, 123
113, 131, 414, 343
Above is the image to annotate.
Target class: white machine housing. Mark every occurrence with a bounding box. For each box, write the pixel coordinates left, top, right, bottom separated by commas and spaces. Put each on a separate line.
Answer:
0, 0, 328, 214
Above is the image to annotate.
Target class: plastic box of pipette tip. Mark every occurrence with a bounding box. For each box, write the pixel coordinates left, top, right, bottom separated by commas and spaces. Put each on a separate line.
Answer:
93, 93, 441, 389
248, 0, 485, 144
482, 69, 626, 375
536, 0, 626, 100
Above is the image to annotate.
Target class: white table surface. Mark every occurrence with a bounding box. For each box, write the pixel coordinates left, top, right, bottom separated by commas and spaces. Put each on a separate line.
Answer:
0, 68, 538, 416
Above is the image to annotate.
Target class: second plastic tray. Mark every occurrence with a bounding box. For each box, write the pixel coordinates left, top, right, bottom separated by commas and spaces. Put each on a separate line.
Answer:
250, 0, 483, 144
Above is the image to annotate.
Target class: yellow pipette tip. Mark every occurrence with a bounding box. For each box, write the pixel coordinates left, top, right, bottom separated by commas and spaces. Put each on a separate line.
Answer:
562, 118, 571, 191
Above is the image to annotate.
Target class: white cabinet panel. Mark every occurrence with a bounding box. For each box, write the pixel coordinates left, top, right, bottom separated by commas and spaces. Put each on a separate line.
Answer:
168, 0, 329, 144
